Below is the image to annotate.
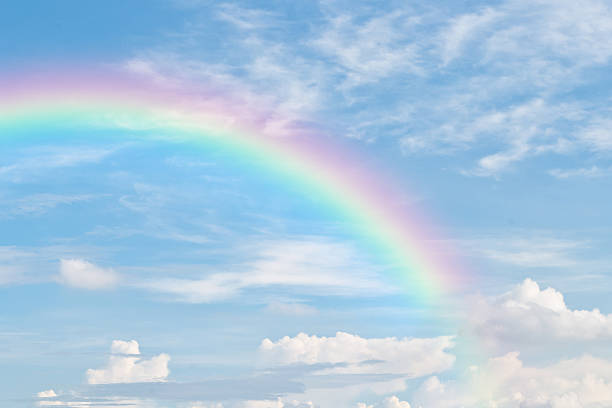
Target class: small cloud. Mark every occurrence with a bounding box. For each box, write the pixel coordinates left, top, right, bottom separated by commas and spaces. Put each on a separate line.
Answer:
111, 340, 140, 355
37, 389, 57, 398
86, 340, 170, 384
58, 259, 119, 290
357, 395, 411, 408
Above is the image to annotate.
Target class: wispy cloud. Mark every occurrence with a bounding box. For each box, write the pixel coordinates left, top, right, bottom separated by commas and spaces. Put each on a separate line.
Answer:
142, 0, 612, 176
0, 145, 117, 183
216, 3, 277, 31
1, 193, 100, 218
139, 238, 391, 302
462, 235, 585, 268
311, 10, 423, 88
549, 165, 610, 179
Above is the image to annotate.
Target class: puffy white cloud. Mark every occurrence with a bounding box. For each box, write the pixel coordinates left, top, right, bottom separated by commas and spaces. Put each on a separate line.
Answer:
260, 331, 455, 377
59, 259, 119, 290
470, 278, 612, 345
412, 352, 612, 408
86, 340, 170, 384
37, 389, 57, 398
381, 396, 411, 408
358, 396, 411, 408
111, 340, 140, 355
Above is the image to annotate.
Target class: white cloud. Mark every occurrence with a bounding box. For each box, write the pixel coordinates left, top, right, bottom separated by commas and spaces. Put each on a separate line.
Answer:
464, 235, 584, 268
37, 396, 148, 407
123, 39, 328, 138
311, 11, 422, 87
216, 3, 275, 31
191, 403, 224, 408
439, 8, 500, 65
357, 396, 411, 408
259, 331, 455, 377
6, 193, 98, 217
0, 146, 116, 183
126, 0, 612, 176
265, 302, 317, 316
578, 117, 612, 151
37, 389, 57, 398
142, 239, 391, 302
240, 399, 314, 408
86, 340, 170, 384
111, 339, 140, 355
241, 399, 284, 408
470, 278, 612, 346
58, 259, 119, 290
549, 166, 608, 179
412, 352, 612, 408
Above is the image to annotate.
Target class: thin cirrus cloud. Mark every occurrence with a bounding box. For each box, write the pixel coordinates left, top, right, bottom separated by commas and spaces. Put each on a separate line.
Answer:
0, 146, 117, 183
142, 0, 612, 177
139, 239, 392, 303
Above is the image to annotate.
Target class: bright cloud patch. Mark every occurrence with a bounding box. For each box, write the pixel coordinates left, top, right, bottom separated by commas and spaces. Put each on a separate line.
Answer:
358, 396, 411, 408
59, 259, 119, 290
260, 331, 455, 377
471, 278, 612, 344
36, 389, 57, 398
413, 352, 612, 408
143, 239, 391, 302
86, 340, 170, 384
241, 399, 314, 408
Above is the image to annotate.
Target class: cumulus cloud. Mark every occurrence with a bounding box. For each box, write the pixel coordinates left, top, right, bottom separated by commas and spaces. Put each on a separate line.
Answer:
37, 389, 57, 398
58, 259, 119, 290
86, 340, 170, 384
412, 352, 612, 408
233, 399, 315, 408
260, 331, 455, 377
470, 278, 612, 346
357, 396, 411, 408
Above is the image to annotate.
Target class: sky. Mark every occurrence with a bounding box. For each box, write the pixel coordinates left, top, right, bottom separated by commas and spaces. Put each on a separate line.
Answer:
2, 0, 612, 407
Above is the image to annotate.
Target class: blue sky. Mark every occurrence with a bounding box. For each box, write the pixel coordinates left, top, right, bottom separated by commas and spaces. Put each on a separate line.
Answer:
2, 1, 612, 407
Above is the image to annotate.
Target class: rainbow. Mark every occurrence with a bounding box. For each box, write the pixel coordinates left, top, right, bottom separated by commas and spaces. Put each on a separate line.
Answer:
0, 69, 467, 304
